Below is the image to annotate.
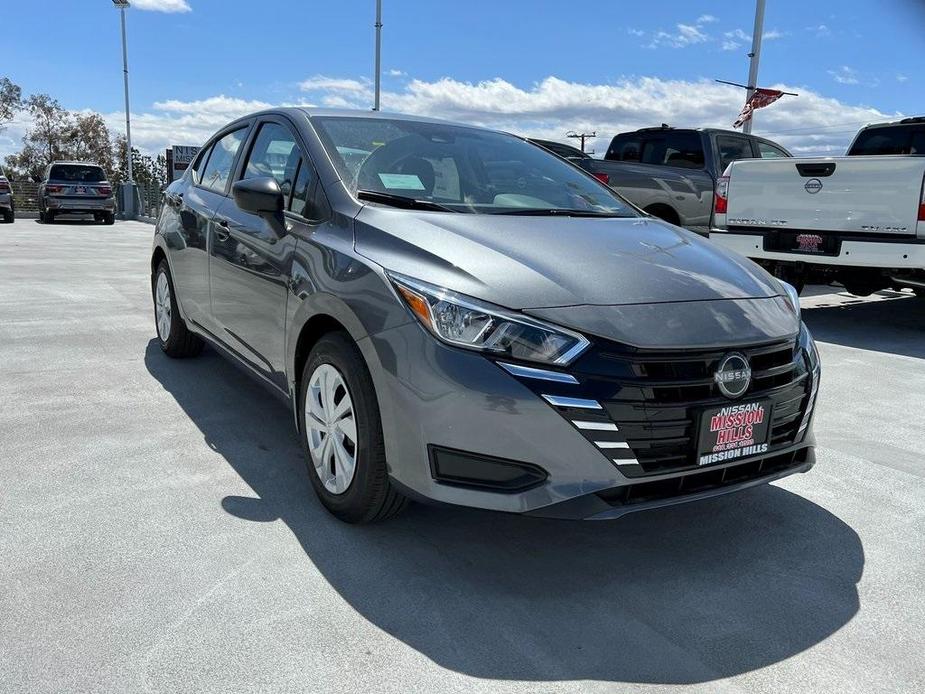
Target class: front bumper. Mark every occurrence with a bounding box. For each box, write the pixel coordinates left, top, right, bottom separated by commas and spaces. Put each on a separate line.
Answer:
360, 320, 817, 519
711, 230, 925, 269
46, 197, 116, 212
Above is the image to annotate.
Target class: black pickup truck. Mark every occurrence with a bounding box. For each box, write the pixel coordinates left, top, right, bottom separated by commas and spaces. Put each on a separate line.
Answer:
574, 126, 791, 235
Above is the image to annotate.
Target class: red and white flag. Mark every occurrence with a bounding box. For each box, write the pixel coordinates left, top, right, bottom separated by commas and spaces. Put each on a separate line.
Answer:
733, 88, 784, 129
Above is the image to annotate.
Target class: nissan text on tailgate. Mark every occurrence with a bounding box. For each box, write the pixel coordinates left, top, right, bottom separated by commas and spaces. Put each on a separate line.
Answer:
710, 117, 925, 297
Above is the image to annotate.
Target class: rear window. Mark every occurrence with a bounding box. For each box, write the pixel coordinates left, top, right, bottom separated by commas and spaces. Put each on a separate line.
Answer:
849, 125, 925, 155
49, 165, 106, 182
640, 132, 705, 169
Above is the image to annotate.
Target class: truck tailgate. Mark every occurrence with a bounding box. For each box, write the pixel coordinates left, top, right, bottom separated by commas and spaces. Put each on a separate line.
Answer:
726, 156, 925, 235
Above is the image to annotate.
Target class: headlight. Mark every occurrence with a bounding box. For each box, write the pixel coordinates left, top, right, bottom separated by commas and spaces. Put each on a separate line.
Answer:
389, 273, 590, 365
779, 280, 801, 320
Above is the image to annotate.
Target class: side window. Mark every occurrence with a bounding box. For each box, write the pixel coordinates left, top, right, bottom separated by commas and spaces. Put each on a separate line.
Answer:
290, 159, 321, 219
607, 137, 641, 162
757, 141, 789, 159
200, 128, 247, 193
242, 122, 300, 199
191, 144, 213, 184
716, 135, 755, 172
662, 132, 705, 168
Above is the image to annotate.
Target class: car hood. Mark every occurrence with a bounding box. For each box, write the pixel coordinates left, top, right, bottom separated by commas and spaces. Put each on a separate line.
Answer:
355, 208, 784, 309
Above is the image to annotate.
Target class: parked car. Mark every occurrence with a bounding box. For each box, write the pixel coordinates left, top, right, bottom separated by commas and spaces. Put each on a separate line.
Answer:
151, 108, 819, 523
710, 117, 925, 296
526, 138, 592, 162
38, 161, 116, 224
575, 126, 791, 235
0, 166, 13, 223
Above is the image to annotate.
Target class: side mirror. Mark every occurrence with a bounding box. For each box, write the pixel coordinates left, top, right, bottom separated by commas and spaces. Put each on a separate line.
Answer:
232, 176, 284, 217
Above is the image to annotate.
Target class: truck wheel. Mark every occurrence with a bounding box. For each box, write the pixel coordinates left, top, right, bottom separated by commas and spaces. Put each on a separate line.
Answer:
300, 332, 408, 524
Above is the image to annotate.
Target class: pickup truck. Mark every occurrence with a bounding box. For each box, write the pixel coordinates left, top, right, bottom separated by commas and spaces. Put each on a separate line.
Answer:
710, 117, 925, 296
575, 126, 791, 235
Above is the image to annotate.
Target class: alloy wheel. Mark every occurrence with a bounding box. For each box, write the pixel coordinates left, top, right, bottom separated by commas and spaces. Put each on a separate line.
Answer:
304, 363, 358, 494
154, 272, 172, 341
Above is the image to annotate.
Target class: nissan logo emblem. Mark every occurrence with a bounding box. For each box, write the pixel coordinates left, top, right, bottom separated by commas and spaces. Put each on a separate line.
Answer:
804, 178, 823, 194
715, 353, 751, 399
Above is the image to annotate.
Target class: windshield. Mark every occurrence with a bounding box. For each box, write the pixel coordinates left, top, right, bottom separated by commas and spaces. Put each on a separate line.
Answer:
312, 116, 637, 216
49, 164, 106, 182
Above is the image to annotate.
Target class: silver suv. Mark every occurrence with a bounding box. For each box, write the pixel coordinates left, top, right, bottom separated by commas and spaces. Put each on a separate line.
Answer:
39, 161, 116, 224
151, 108, 820, 523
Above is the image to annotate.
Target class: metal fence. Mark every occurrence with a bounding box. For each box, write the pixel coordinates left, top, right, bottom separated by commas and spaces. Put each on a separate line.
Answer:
9, 180, 163, 219
10, 181, 40, 212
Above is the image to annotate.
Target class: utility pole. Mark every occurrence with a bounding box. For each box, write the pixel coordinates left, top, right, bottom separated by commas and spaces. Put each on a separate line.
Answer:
373, 0, 382, 111
743, 0, 766, 134
566, 131, 596, 153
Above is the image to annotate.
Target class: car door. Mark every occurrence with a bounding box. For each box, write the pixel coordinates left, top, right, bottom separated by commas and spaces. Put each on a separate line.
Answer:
167, 126, 250, 331
208, 117, 310, 390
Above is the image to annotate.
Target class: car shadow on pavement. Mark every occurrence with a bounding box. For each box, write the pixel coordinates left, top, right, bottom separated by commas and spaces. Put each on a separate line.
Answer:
145, 339, 864, 686
802, 292, 925, 360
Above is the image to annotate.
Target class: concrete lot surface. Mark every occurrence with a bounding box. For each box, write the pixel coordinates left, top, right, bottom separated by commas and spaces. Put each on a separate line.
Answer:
1, 218, 923, 693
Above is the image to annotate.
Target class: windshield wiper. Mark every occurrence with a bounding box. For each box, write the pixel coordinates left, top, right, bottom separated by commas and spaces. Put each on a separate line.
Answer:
356, 189, 459, 213
487, 208, 631, 217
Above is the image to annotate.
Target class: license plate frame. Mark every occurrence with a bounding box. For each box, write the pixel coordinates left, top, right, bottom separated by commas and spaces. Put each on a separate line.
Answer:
696, 399, 773, 467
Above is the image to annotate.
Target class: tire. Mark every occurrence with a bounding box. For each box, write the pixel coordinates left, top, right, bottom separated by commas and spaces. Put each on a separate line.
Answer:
44, 210, 55, 224
153, 260, 204, 358
1, 209, 12, 224
299, 332, 407, 523
104, 212, 115, 225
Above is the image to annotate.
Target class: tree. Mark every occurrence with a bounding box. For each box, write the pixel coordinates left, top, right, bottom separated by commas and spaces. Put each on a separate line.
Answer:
113, 135, 168, 189
67, 113, 114, 174
3, 96, 118, 182
3, 94, 71, 180
0, 77, 22, 132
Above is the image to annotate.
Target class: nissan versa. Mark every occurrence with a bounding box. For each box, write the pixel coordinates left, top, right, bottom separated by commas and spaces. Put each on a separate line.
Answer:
150, 108, 820, 523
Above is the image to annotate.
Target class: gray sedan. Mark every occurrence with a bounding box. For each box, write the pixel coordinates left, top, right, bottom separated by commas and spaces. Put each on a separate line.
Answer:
150, 108, 819, 523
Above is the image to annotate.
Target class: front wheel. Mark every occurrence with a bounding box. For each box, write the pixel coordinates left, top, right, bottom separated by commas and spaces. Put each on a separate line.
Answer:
300, 332, 407, 523
153, 260, 203, 358
1, 209, 12, 223
44, 210, 55, 224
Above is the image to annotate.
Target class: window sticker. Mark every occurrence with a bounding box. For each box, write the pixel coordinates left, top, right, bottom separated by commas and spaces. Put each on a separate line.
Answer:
378, 173, 425, 190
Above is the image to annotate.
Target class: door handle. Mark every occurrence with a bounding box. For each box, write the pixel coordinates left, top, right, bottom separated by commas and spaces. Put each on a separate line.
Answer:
215, 219, 230, 241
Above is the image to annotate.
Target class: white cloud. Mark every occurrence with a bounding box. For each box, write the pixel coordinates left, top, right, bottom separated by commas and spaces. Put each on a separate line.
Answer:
829, 66, 859, 85
387, 69, 407, 77
722, 27, 783, 50
806, 24, 831, 37
130, 0, 192, 13
0, 77, 900, 162
647, 23, 709, 49
299, 76, 371, 94
697, 14, 718, 24
896, 74, 909, 83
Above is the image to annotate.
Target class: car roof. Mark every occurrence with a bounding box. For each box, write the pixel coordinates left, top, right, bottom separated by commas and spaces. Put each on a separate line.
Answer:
857, 116, 925, 129
614, 126, 764, 138
49, 161, 104, 167
216, 106, 501, 135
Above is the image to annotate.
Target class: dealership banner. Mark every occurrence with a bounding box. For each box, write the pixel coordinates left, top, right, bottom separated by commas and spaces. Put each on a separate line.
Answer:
167, 145, 201, 183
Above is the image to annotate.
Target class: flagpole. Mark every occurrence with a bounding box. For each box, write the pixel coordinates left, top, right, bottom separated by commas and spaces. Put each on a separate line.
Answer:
743, 0, 766, 134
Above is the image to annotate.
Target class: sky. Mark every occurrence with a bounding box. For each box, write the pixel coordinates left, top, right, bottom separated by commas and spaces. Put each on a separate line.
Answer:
1, 0, 923, 159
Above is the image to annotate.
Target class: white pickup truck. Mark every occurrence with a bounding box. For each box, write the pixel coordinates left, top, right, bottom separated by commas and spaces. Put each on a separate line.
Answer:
710, 117, 925, 296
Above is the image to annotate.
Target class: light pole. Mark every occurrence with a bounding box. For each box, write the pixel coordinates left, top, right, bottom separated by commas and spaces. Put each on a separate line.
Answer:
113, 0, 133, 183
373, 0, 382, 111
743, 0, 766, 134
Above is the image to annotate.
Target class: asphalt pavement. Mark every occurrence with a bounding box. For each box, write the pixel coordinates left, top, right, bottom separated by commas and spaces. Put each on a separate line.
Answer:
1, 217, 923, 693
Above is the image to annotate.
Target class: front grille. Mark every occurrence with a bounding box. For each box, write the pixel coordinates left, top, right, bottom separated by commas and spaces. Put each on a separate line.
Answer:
505, 336, 812, 478
570, 338, 810, 476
